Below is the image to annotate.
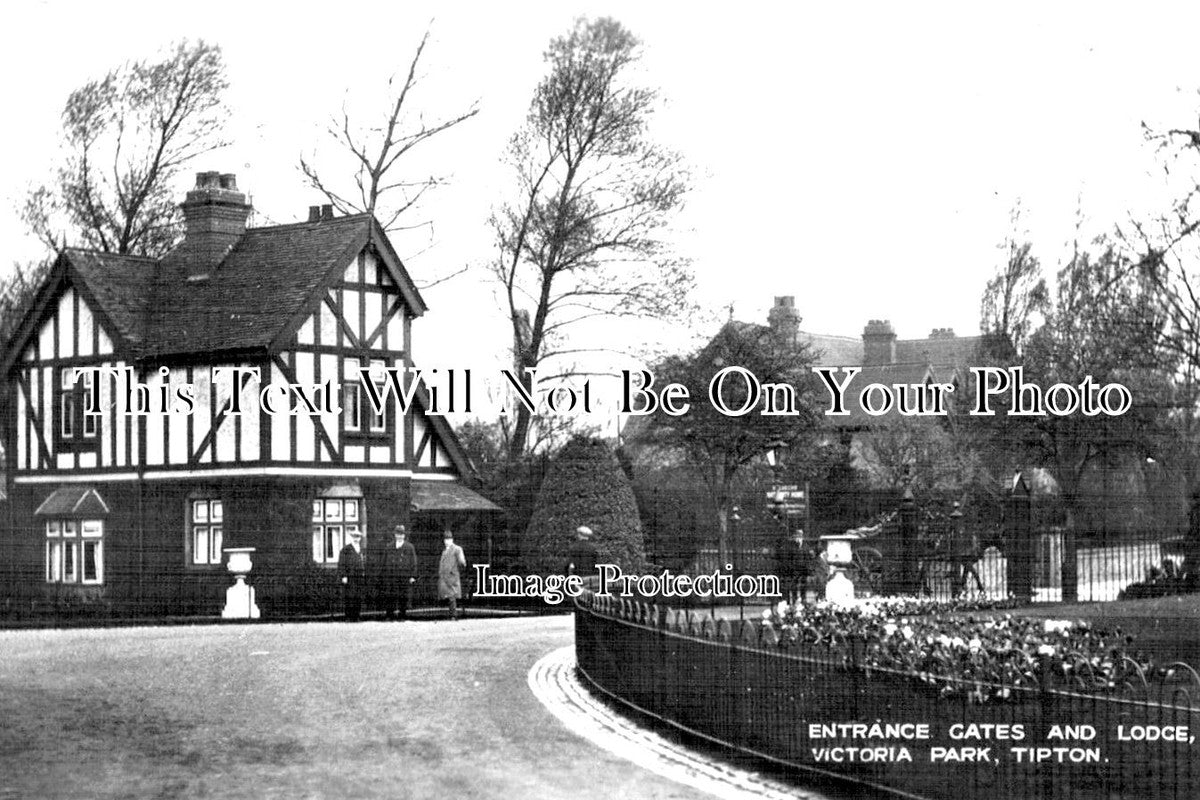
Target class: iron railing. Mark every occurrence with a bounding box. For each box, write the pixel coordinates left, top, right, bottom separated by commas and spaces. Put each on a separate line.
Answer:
575, 594, 1200, 800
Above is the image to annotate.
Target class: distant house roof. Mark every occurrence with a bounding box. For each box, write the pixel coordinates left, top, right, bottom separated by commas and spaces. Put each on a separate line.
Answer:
620, 300, 984, 442
895, 335, 980, 370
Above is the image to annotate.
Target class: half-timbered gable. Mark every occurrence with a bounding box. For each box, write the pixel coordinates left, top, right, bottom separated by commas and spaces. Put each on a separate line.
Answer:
2, 172, 499, 617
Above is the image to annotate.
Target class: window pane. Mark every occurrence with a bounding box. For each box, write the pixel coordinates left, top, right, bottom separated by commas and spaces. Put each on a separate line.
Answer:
47, 521, 61, 537
211, 501, 223, 523
81, 521, 101, 537
324, 500, 342, 521
326, 525, 342, 561
194, 501, 209, 523
344, 384, 361, 431
83, 541, 101, 583
193, 527, 208, 565
312, 501, 323, 521
46, 541, 61, 582
312, 525, 323, 563
64, 543, 77, 583
210, 527, 223, 564
64, 521, 77, 537
61, 395, 74, 437
84, 413, 98, 437
344, 500, 359, 521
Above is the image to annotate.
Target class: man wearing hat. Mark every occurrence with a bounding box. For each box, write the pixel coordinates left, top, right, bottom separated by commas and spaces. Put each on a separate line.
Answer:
337, 529, 366, 621
566, 525, 598, 579
381, 525, 418, 620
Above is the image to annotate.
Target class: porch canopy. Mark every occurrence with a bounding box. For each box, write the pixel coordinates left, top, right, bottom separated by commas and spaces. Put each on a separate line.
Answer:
410, 482, 502, 513
35, 486, 110, 517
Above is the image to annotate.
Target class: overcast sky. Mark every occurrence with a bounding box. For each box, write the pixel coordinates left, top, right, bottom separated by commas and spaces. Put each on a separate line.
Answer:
3, 1, 1200, 383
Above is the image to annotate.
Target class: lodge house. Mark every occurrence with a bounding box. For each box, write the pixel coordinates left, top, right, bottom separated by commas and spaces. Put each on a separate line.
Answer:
1, 172, 500, 616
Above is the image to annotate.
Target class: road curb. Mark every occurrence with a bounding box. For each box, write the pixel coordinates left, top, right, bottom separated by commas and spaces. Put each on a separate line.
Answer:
527, 645, 825, 800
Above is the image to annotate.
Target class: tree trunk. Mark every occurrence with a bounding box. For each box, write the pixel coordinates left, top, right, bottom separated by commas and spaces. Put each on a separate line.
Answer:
716, 505, 730, 569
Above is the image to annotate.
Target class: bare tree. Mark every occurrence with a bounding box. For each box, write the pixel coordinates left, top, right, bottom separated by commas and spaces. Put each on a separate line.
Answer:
0, 260, 51, 347
23, 40, 229, 257
980, 204, 1049, 359
300, 25, 478, 252
491, 17, 692, 460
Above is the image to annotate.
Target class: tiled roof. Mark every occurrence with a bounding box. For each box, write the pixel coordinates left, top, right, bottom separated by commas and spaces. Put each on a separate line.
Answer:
58, 214, 421, 360
34, 486, 110, 516
66, 251, 159, 348
410, 481, 503, 512
801, 331, 864, 367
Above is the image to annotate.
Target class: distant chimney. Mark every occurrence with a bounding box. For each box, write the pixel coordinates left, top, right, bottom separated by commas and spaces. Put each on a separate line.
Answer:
863, 319, 897, 365
178, 171, 251, 278
767, 296, 800, 342
928, 327, 956, 340
321, 204, 334, 221
308, 205, 321, 222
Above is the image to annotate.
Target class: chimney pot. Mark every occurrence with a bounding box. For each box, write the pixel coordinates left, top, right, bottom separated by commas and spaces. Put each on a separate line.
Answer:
196, 170, 221, 189
308, 206, 321, 223
321, 204, 334, 221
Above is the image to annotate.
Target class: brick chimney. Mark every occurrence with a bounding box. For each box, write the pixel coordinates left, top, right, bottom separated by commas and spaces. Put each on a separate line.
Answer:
862, 319, 897, 365
767, 296, 800, 342
177, 171, 251, 278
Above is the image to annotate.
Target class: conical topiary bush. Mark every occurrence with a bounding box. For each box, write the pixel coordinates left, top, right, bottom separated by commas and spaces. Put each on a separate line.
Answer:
523, 436, 646, 574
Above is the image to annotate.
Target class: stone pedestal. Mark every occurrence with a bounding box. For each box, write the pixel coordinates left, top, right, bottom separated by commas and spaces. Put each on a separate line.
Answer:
221, 547, 261, 620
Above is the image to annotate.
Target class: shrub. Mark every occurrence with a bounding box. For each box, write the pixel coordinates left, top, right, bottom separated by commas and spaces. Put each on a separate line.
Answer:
524, 436, 645, 574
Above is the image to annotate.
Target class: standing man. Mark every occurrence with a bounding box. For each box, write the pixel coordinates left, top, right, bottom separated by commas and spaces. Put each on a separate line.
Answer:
338, 529, 366, 621
438, 530, 467, 621
776, 528, 813, 607
381, 525, 418, 620
566, 525, 599, 583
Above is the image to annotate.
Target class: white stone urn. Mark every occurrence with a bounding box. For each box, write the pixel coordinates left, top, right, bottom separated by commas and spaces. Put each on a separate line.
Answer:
820, 533, 858, 605
221, 547, 261, 619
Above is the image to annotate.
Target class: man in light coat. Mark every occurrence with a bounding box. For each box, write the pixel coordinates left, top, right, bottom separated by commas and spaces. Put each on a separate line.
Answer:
438, 530, 467, 621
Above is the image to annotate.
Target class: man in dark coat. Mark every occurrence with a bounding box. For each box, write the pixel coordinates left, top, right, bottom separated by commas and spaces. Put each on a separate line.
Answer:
776, 529, 814, 606
381, 525, 418, 620
566, 526, 599, 583
338, 529, 366, 621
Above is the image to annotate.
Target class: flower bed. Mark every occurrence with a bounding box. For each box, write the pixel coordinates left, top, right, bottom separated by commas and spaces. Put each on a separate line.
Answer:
766, 597, 1158, 703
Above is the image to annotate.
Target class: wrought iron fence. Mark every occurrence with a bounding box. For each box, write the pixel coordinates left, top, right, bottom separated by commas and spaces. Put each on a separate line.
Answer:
575, 594, 1200, 800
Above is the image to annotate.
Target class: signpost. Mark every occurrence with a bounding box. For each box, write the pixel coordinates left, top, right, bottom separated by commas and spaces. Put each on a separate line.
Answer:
767, 482, 811, 532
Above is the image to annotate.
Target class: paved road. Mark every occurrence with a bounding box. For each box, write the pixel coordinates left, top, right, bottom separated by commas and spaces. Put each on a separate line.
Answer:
0, 615, 788, 800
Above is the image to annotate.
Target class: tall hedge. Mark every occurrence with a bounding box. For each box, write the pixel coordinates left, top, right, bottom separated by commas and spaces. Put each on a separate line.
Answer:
523, 437, 646, 574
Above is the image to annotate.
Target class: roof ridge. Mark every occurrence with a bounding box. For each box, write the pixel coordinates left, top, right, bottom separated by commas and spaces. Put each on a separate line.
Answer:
64, 247, 159, 262
799, 329, 860, 342
246, 213, 373, 234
